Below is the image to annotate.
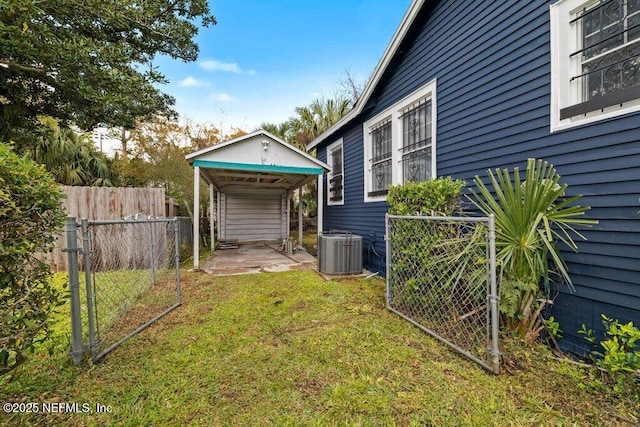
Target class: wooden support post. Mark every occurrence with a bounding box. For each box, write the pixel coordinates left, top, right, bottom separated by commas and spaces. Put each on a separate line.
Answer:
217, 191, 221, 241
209, 183, 215, 253
298, 186, 303, 248
317, 174, 323, 238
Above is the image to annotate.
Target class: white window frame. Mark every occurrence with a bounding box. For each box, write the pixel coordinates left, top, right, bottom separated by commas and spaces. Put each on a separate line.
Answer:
326, 138, 344, 206
364, 114, 393, 202
550, 0, 640, 132
363, 79, 437, 203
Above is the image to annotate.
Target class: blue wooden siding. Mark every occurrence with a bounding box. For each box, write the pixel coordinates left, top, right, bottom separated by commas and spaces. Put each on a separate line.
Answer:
318, 123, 389, 273
317, 0, 640, 353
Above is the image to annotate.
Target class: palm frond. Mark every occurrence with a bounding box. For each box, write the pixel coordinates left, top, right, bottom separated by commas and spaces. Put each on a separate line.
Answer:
466, 158, 597, 331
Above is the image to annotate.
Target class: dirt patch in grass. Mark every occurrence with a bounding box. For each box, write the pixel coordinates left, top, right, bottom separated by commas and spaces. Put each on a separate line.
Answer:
1, 270, 638, 426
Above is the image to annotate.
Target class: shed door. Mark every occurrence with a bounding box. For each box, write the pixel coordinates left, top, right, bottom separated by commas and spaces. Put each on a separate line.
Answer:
223, 192, 285, 241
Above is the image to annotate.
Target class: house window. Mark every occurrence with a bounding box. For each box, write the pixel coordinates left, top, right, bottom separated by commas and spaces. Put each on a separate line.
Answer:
369, 118, 392, 197
401, 99, 432, 183
327, 139, 344, 205
363, 79, 437, 203
551, 0, 640, 131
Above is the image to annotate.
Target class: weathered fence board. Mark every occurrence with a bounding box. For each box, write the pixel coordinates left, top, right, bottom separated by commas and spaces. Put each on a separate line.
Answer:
48, 186, 166, 271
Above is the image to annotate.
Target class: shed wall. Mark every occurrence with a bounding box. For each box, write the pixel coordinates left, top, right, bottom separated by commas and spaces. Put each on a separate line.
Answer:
222, 192, 285, 241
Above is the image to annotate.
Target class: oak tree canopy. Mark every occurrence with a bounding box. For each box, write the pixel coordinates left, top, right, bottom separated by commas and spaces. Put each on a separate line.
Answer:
0, 0, 216, 139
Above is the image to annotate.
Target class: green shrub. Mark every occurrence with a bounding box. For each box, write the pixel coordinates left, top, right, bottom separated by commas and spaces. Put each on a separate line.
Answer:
580, 315, 640, 379
0, 143, 66, 375
387, 178, 480, 318
468, 159, 596, 340
387, 177, 466, 216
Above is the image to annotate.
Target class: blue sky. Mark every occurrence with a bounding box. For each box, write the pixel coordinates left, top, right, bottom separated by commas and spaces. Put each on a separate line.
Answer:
155, 0, 412, 134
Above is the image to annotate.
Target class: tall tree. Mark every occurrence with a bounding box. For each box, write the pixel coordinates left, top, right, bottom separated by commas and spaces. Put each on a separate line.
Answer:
258, 121, 293, 143
262, 96, 351, 219
338, 68, 367, 105
121, 117, 244, 213
289, 97, 351, 148
129, 118, 196, 204
227, 127, 248, 141
184, 119, 223, 150
27, 118, 114, 186
0, 0, 216, 141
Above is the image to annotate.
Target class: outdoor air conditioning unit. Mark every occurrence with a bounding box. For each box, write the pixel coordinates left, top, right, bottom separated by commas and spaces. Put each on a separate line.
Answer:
318, 232, 362, 275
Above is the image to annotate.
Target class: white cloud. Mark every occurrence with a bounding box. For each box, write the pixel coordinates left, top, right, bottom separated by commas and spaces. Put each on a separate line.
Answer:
199, 59, 256, 75
208, 93, 236, 102
178, 76, 210, 87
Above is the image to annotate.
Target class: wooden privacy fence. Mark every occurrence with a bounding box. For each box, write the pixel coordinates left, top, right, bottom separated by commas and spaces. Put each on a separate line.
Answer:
48, 186, 166, 271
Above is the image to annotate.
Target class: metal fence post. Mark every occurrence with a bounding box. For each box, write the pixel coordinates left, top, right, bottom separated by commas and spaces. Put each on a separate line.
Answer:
150, 222, 156, 285
488, 214, 500, 374
65, 217, 83, 365
385, 213, 391, 309
81, 219, 97, 359
174, 219, 182, 304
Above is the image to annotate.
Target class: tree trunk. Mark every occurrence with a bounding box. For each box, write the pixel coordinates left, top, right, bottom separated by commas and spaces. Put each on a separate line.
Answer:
121, 127, 128, 159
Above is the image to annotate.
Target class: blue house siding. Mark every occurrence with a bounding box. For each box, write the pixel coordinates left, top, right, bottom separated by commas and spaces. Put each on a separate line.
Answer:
318, 122, 389, 273
316, 0, 639, 353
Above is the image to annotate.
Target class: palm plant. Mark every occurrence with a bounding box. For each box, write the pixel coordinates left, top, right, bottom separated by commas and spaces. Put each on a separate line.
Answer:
259, 121, 293, 144
289, 97, 351, 148
468, 158, 597, 339
31, 118, 114, 186
264, 97, 353, 223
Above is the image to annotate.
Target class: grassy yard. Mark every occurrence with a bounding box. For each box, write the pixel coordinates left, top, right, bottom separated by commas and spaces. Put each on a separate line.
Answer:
1, 270, 638, 426
299, 229, 318, 256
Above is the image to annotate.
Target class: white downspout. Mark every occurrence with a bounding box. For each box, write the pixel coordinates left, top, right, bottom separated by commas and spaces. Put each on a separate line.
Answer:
209, 183, 215, 254
193, 166, 200, 269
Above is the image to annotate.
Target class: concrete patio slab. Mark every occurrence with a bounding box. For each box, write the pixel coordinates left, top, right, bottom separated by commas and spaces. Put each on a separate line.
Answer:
200, 242, 317, 276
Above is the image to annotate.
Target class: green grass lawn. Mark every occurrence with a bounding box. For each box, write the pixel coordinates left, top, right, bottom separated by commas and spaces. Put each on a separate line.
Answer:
1, 270, 638, 426
300, 229, 318, 256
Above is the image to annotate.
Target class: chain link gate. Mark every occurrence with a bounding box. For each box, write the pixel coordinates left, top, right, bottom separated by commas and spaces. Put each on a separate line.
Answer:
65, 217, 181, 364
385, 214, 500, 374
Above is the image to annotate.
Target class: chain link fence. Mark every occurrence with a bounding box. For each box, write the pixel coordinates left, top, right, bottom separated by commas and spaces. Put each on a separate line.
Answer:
65, 217, 181, 364
385, 214, 500, 374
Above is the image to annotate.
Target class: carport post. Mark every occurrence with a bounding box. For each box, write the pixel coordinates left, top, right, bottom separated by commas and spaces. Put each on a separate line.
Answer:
193, 166, 200, 269
298, 186, 303, 248
217, 191, 221, 241
209, 183, 215, 253
317, 174, 323, 237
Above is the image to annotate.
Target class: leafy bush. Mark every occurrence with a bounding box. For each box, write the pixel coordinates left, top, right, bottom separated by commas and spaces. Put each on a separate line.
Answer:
387, 178, 482, 318
580, 315, 640, 396
468, 159, 596, 339
387, 177, 466, 216
0, 143, 66, 375
580, 315, 640, 375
